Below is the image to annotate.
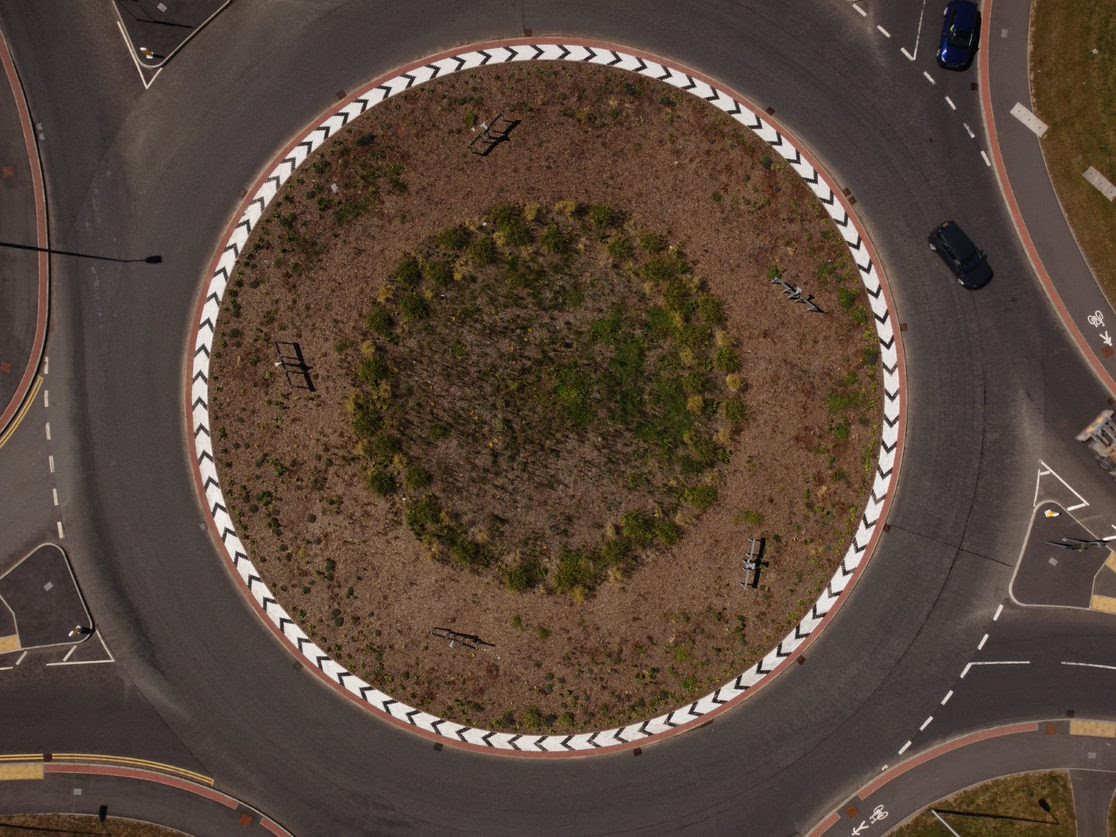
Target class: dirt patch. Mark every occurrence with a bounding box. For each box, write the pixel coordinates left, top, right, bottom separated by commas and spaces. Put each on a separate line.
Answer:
208, 61, 881, 733
0, 814, 183, 836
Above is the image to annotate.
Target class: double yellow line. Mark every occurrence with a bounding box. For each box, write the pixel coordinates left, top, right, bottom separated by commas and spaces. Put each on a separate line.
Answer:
0, 375, 43, 450
0, 752, 213, 785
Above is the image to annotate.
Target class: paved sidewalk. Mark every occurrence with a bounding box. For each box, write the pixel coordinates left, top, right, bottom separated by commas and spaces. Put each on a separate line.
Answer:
984, 0, 1116, 392
0, 30, 47, 438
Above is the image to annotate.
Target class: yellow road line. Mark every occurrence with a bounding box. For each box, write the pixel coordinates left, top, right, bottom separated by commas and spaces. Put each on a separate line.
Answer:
0, 375, 43, 449
0, 763, 43, 780
0, 634, 19, 654
1090, 594, 1116, 614
1070, 720, 1116, 738
51, 753, 214, 786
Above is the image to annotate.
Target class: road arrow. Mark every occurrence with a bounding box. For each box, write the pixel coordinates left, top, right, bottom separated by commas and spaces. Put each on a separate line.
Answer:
1102, 331, 1112, 347
851, 822, 868, 836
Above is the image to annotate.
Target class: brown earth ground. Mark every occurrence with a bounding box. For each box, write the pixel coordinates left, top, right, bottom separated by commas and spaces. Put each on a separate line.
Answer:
208, 61, 882, 734
0, 814, 182, 836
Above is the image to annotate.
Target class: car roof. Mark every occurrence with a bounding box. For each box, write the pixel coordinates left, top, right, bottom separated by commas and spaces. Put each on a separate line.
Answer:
939, 221, 976, 255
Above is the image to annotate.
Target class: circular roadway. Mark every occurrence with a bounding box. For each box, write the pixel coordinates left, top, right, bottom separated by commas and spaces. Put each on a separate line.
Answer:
1, 0, 1115, 834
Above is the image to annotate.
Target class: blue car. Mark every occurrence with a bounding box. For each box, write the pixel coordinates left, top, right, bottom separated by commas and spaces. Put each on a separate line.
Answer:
937, 0, 980, 70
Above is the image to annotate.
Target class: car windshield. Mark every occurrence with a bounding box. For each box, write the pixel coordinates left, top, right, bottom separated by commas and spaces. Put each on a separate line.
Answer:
948, 25, 974, 48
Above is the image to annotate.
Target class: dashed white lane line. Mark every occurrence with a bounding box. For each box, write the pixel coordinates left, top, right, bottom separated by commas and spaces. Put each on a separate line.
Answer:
877, 25, 892, 37
963, 122, 975, 138
981, 150, 992, 167
941, 689, 954, 705
1062, 660, 1116, 672
853, 3, 867, 16
56, 520, 64, 539
900, 47, 914, 60
923, 70, 936, 85
44, 422, 50, 441
961, 660, 1030, 677
919, 715, 934, 731
977, 632, 989, 650
52, 488, 58, 506
993, 603, 1004, 621
62, 645, 76, 662
898, 740, 912, 755
945, 95, 957, 110
15, 651, 27, 667
43, 355, 48, 375
43, 389, 48, 408
48, 455, 54, 473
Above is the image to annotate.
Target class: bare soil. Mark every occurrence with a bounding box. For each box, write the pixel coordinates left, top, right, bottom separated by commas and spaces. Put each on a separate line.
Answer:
208, 61, 881, 734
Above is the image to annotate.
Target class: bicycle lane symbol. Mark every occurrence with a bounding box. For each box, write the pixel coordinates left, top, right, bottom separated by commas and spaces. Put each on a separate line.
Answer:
1086, 310, 1113, 353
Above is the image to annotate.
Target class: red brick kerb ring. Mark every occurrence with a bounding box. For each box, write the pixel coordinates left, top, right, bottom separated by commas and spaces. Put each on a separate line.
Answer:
185, 40, 907, 758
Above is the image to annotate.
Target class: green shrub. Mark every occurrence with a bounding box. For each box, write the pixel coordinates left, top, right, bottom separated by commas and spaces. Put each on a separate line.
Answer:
620, 511, 656, 548
588, 205, 622, 231
436, 225, 472, 253
607, 235, 634, 262
683, 484, 718, 512
365, 307, 394, 337
467, 234, 498, 265
426, 259, 453, 287
351, 401, 383, 439
540, 223, 570, 254
406, 494, 441, 536
504, 558, 545, 591
715, 346, 741, 373
368, 468, 397, 496
640, 232, 667, 255
403, 466, 432, 490
553, 550, 596, 594
393, 254, 422, 288
357, 353, 390, 385
399, 292, 430, 322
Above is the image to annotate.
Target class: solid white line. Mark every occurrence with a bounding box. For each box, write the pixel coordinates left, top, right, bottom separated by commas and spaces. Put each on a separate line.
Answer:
945, 95, 957, 110
981, 149, 992, 167
962, 660, 1030, 678
923, 70, 936, 85
1038, 467, 1051, 476
898, 740, 912, 755
993, 603, 1004, 621
48, 455, 55, 473
1062, 660, 1116, 672
1037, 460, 1089, 509
52, 488, 58, 506
116, 20, 156, 90
877, 25, 892, 38
977, 633, 989, 650
57, 520, 64, 539
45, 659, 115, 667
912, 0, 928, 56
1067, 501, 1089, 512
919, 715, 933, 731
941, 689, 954, 705
62, 645, 76, 662
15, 651, 27, 666
44, 422, 50, 440
853, 3, 867, 16
900, 47, 915, 61
963, 122, 975, 138
43, 389, 49, 408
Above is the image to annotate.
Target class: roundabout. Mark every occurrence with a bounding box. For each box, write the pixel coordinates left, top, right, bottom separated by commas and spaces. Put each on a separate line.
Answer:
3, 1, 1116, 833
189, 42, 902, 752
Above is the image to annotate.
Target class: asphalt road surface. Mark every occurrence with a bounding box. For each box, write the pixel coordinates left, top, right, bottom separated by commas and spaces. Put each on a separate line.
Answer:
0, 0, 1115, 833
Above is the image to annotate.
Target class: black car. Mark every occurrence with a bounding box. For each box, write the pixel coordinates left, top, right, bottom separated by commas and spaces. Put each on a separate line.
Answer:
928, 221, 992, 288
937, 0, 980, 71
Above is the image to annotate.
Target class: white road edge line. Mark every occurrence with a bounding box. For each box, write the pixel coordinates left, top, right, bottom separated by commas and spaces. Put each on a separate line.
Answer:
898, 740, 912, 755
941, 689, 954, 705
115, 20, 160, 90
961, 660, 1030, 678
919, 715, 933, 731
981, 149, 992, 167
1062, 660, 1116, 672
993, 603, 1004, 621
1037, 459, 1089, 510
923, 70, 936, 85
877, 25, 892, 37
977, 633, 989, 650
45, 659, 115, 667
945, 95, 957, 110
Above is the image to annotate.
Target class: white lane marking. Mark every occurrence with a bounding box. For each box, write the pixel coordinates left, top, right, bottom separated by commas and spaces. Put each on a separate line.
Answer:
981, 149, 992, 167
44, 422, 50, 440
923, 71, 936, 85
919, 715, 933, 731
993, 604, 1004, 621
43, 389, 48, 408
15, 651, 27, 666
115, 20, 162, 90
1010, 102, 1049, 138
945, 95, 957, 110
877, 25, 892, 37
853, 3, 867, 16
963, 122, 975, 138
901, 0, 929, 61
62, 645, 76, 662
1062, 660, 1116, 672
898, 740, 912, 755
52, 488, 58, 506
977, 633, 989, 650
1038, 460, 1089, 511
43, 355, 48, 375
46, 658, 115, 667
48, 455, 54, 473
961, 660, 1030, 677
56, 520, 64, 539
941, 689, 954, 705
900, 47, 914, 60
